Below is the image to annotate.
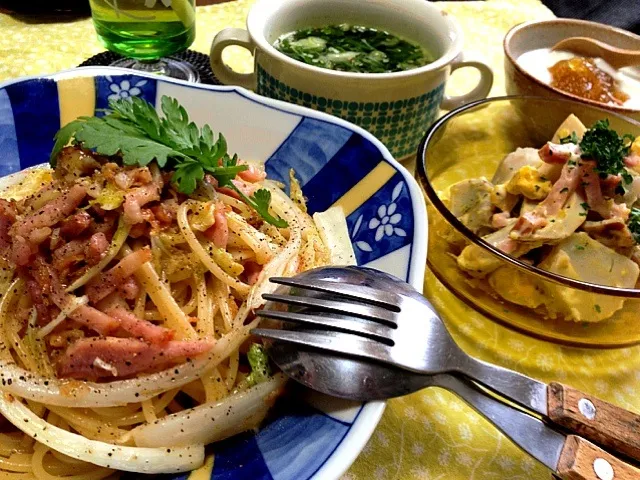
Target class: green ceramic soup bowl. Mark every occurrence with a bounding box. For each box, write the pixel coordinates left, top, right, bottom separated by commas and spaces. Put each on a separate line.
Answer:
210, 0, 494, 160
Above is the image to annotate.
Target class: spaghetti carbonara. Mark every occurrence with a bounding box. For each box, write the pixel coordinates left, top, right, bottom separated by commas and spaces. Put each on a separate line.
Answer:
0, 142, 352, 478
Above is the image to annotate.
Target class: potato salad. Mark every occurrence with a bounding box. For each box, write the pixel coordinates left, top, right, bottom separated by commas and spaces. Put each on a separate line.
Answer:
444, 115, 640, 322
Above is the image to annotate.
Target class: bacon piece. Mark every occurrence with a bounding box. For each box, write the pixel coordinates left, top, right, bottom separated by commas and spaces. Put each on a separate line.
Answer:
513, 160, 586, 235
202, 203, 229, 248
149, 199, 177, 229
86, 232, 109, 266
106, 307, 173, 344
11, 185, 86, 238
31, 257, 120, 336
581, 162, 630, 221
57, 337, 213, 379
237, 163, 267, 183
243, 261, 262, 285
538, 142, 578, 164
117, 276, 140, 301
85, 248, 152, 303
114, 167, 153, 190
60, 211, 92, 237
583, 218, 636, 248
491, 212, 511, 229
52, 240, 85, 273
27, 227, 52, 246
70, 306, 121, 336
10, 235, 36, 266
495, 237, 518, 254
123, 183, 160, 225
26, 278, 51, 325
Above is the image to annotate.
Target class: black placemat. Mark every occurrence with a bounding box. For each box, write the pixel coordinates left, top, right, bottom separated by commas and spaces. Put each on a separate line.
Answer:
78, 50, 221, 85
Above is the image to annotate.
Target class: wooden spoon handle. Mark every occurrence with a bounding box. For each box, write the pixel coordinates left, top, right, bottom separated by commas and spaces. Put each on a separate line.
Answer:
556, 435, 640, 480
548, 383, 640, 462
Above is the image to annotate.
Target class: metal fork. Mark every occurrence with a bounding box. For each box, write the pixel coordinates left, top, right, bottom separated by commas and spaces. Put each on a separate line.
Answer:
253, 266, 640, 463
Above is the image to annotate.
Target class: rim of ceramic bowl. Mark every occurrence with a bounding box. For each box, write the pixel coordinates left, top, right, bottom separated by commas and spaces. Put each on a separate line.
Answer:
246, 0, 464, 80
503, 19, 640, 114
416, 94, 640, 299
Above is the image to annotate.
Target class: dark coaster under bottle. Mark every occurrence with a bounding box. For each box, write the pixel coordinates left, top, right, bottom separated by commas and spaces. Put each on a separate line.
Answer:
78, 50, 222, 86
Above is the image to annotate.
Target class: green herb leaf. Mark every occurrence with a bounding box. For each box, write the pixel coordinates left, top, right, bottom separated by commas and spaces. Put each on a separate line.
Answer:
230, 185, 289, 228
559, 132, 579, 145
628, 207, 640, 244
580, 120, 635, 183
49, 96, 288, 227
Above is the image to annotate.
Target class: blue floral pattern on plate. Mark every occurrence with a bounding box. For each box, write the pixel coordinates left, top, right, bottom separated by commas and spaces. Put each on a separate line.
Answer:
95, 74, 157, 115
347, 172, 414, 266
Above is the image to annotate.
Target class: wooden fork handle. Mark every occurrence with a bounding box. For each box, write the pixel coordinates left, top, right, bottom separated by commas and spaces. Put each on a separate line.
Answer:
556, 435, 640, 480
548, 383, 640, 462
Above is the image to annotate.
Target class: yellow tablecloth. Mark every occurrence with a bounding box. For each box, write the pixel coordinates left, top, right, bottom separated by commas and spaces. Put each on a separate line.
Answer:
4, 2, 640, 480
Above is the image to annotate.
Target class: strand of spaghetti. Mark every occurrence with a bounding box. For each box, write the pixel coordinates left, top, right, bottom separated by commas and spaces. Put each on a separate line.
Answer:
0, 394, 204, 474
141, 400, 157, 424
65, 216, 131, 292
49, 449, 90, 467
179, 277, 198, 315
232, 191, 303, 328
122, 245, 197, 340
216, 192, 251, 215
202, 368, 226, 403
153, 387, 181, 413
46, 407, 127, 443
0, 323, 251, 407
181, 381, 205, 404
32, 442, 115, 480
224, 350, 239, 392
0, 454, 31, 473
211, 279, 232, 333
226, 212, 276, 265
25, 310, 55, 377
195, 273, 212, 338
177, 202, 250, 296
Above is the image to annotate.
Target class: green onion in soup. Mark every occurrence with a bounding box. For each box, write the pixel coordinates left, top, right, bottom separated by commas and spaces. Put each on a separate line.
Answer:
273, 24, 433, 73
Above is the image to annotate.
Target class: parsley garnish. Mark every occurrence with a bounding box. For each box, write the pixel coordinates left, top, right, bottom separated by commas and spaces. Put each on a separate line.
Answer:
50, 96, 287, 227
559, 132, 579, 144
580, 202, 590, 210
594, 304, 601, 314
579, 119, 635, 187
628, 207, 640, 244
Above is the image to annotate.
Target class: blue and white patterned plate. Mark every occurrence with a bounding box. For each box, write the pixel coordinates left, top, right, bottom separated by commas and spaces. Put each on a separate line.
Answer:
0, 67, 427, 480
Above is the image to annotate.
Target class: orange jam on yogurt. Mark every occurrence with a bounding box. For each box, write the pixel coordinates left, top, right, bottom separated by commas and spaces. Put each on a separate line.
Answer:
549, 57, 630, 105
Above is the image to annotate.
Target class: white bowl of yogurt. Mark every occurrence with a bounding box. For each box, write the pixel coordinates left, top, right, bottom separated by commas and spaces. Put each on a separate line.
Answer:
504, 19, 640, 120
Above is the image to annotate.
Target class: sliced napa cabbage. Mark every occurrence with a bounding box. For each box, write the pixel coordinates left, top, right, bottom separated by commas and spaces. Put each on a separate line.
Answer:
313, 206, 357, 266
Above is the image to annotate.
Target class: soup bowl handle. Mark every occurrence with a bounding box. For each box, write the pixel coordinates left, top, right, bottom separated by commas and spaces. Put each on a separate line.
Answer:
440, 60, 494, 110
210, 28, 257, 90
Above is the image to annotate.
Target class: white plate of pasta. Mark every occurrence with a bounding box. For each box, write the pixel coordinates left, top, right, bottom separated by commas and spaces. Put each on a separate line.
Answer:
0, 67, 427, 480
